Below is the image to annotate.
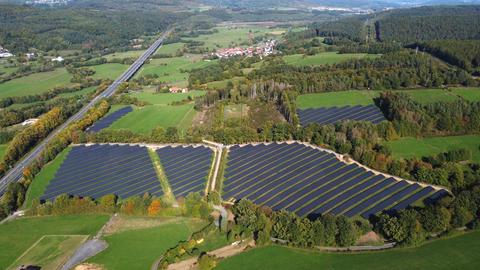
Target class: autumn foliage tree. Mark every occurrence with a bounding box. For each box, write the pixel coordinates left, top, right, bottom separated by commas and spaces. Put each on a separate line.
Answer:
148, 199, 162, 216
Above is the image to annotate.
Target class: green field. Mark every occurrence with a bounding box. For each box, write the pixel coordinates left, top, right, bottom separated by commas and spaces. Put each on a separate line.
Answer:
7, 235, 88, 270
450, 87, 480, 102
0, 215, 108, 269
401, 89, 460, 104
387, 135, 480, 162
24, 147, 71, 208
108, 104, 197, 134
283, 52, 378, 66
156, 43, 185, 55
184, 26, 284, 50
0, 144, 7, 160
131, 90, 205, 105
0, 68, 74, 98
216, 231, 480, 270
58, 86, 97, 98
135, 56, 214, 87
104, 50, 145, 60
91, 63, 129, 80
89, 218, 202, 270
297, 90, 379, 109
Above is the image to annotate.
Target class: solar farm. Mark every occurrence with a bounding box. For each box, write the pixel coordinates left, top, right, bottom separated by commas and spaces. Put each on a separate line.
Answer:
223, 143, 448, 219
297, 105, 386, 126
156, 145, 213, 197
38, 142, 448, 219
87, 106, 133, 132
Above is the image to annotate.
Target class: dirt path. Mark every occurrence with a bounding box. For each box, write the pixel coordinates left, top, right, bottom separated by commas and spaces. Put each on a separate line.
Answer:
166, 240, 255, 270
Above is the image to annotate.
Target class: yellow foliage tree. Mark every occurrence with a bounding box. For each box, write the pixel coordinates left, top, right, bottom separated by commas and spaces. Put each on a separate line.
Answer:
148, 199, 162, 216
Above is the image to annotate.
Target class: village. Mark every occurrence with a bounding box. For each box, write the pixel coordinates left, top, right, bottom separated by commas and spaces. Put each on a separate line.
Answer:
0, 46, 14, 58
212, 39, 277, 59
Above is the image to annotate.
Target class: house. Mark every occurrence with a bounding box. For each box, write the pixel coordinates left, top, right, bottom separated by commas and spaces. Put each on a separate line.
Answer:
169, 86, 188, 93
0, 46, 13, 58
51, 56, 64, 62
26, 53, 36, 59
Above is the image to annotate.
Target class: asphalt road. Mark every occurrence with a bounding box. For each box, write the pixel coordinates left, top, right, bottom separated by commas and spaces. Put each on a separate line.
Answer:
0, 29, 173, 194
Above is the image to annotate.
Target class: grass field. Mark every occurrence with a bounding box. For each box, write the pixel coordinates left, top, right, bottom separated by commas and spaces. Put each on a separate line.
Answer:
108, 104, 197, 134
131, 90, 205, 105
155, 43, 185, 55
89, 218, 204, 270
58, 86, 97, 98
0, 215, 108, 269
283, 52, 378, 66
0, 144, 7, 160
401, 89, 460, 104
91, 63, 129, 80
0, 68, 74, 98
297, 90, 379, 109
103, 50, 145, 60
216, 230, 480, 270
387, 135, 480, 162
135, 56, 215, 87
24, 147, 71, 208
450, 87, 480, 102
7, 235, 88, 270
225, 104, 249, 119
184, 26, 284, 50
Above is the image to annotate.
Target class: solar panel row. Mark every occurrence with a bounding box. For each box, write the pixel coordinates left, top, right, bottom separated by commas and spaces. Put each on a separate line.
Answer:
41, 144, 163, 201
224, 143, 447, 219
297, 105, 386, 126
87, 106, 133, 133
156, 146, 213, 198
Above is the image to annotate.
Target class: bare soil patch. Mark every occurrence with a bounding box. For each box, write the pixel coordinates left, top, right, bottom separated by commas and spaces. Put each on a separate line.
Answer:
102, 215, 182, 235
74, 263, 105, 270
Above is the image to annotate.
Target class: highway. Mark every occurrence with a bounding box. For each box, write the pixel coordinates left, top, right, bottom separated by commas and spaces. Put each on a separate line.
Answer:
0, 29, 173, 194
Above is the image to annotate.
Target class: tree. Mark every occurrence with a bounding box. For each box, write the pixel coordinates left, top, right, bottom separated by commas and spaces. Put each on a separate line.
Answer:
321, 214, 338, 246
198, 254, 217, 270
148, 199, 162, 216
98, 194, 117, 213
335, 215, 357, 247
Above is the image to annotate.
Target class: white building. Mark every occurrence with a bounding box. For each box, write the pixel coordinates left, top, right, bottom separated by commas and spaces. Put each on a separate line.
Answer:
51, 56, 64, 62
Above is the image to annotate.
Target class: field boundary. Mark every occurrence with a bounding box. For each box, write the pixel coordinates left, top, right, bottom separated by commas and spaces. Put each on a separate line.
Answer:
148, 148, 176, 204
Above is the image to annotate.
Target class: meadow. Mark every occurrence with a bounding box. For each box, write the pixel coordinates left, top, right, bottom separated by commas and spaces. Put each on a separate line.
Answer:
108, 104, 197, 134
283, 52, 378, 66
131, 90, 205, 105
103, 50, 145, 60
450, 87, 480, 102
400, 89, 460, 104
0, 215, 109, 269
387, 135, 480, 162
91, 63, 129, 80
296, 90, 379, 109
0, 68, 73, 98
216, 230, 480, 270
0, 144, 7, 160
89, 218, 203, 270
7, 235, 88, 270
24, 147, 71, 208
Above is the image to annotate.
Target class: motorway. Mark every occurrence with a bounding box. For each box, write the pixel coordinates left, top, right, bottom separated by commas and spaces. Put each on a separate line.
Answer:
0, 29, 173, 194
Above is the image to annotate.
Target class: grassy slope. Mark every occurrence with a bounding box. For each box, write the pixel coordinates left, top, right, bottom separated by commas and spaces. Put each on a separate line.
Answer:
108, 104, 196, 134
0, 68, 73, 98
24, 147, 71, 208
283, 52, 378, 66
387, 135, 480, 162
297, 90, 379, 109
91, 63, 129, 80
216, 231, 480, 270
0, 215, 108, 269
450, 87, 480, 102
89, 219, 201, 270
7, 235, 88, 270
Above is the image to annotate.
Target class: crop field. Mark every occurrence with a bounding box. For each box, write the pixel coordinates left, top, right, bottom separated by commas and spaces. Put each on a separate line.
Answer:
156, 146, 213, 197
131, 90, 205, 105
387, 135, 480, 162
223, 143, 447, 219
0, 215, 108, 269
7, 235, 88, 270
283, 52, 378, 66
297, 105, 386, 126
108, 104, 197, 134
216, 230, 480, 270
0, 68, 74, 98
87, 106, 133, 132
297, 91, 379, 109
40, 144, 163, 201
91, 63, 129, 80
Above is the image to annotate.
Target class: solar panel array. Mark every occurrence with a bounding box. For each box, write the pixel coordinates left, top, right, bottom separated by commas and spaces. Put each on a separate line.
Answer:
156, 146, 213, 198
297, 105, 386, 126
223, 143, 447, 219
41, 144, 163, 201
87, 106, 133, 132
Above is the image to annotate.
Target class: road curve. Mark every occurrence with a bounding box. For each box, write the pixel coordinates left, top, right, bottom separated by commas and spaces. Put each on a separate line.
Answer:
0, 29, 173, 194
